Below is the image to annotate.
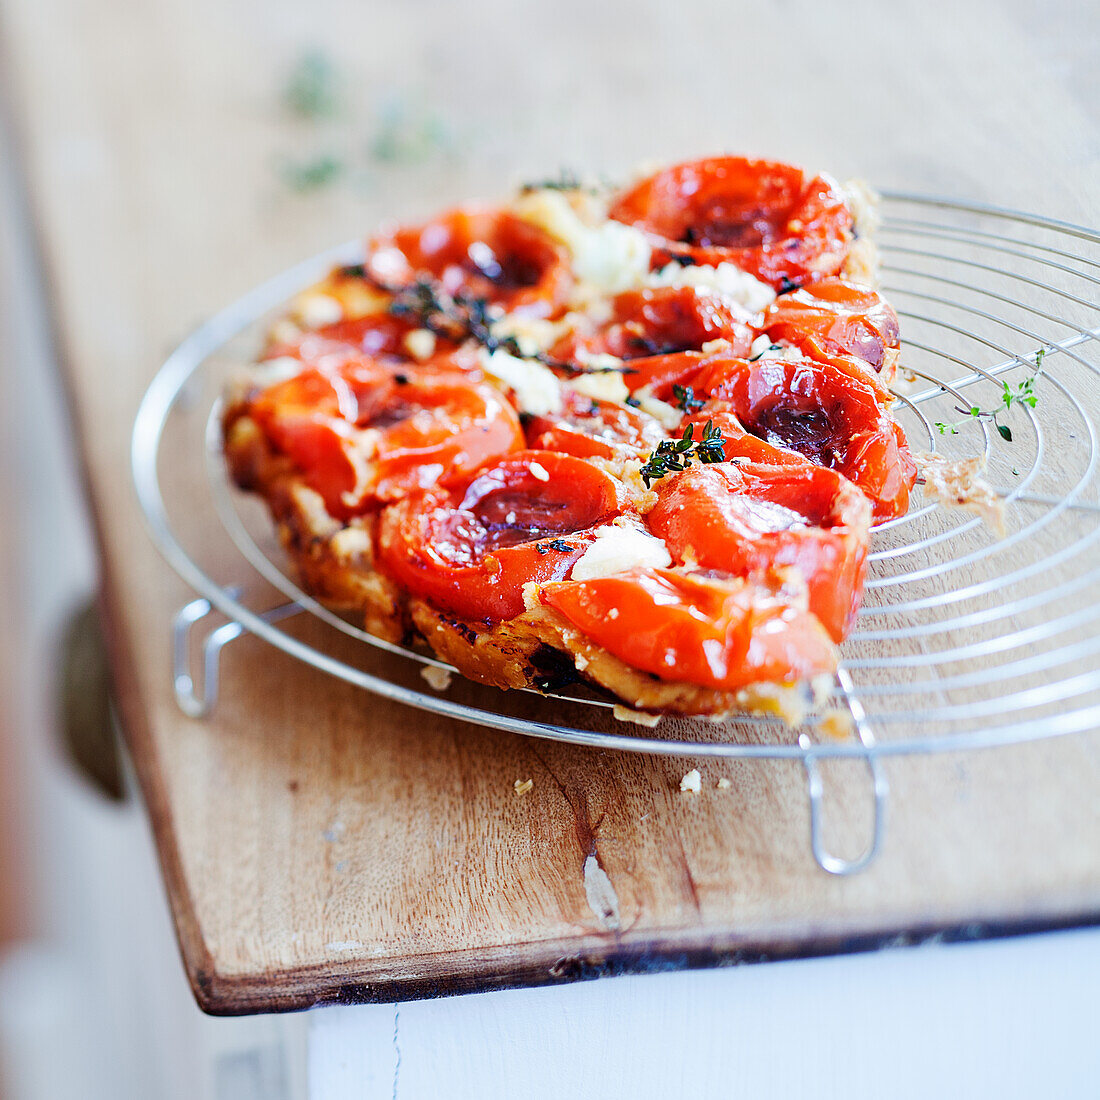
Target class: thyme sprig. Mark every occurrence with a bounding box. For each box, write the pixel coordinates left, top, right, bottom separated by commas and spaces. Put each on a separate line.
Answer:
535, 538, 576, 554
379, 274, 634, 376
520, 168, 585, 193
640, 420, 726, 488
671, 384, 706, 413
934, 349, 1045, 443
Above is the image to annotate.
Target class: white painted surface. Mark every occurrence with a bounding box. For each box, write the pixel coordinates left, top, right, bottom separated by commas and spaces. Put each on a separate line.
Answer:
309, 928, 1100, 1099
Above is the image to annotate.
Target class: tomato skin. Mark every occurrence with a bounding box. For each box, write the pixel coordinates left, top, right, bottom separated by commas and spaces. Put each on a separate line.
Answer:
763, 278, 898, 398
691, 352, 917, 521
552, 286, 754, 366
371, 372, 524, 501
365, 207, 571, 317
608, 157, 853, 290
377, 451, 626, 622
247, 364, 523, 518
525, 389, 664, 458
766, 278, 898, 366
540, 567, 835, 691
649, 463, 871, 641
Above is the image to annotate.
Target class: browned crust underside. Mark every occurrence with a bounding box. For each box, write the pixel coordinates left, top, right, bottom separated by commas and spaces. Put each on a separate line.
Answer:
413, 599, 821, 721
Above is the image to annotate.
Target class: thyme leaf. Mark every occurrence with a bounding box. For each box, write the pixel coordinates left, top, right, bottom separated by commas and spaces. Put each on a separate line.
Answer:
672, 384, 706, 413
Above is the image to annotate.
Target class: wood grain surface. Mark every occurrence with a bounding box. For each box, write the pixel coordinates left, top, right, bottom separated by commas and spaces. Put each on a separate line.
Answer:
2, 0, 1098, 1014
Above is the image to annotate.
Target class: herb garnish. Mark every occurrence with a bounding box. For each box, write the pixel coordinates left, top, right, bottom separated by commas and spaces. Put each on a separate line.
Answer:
283, 51, 341, 119
672, 384, 706, 413
934, 349, 1045, 442
640, 420, 726, 487
535, 539, 576, 554
381, 276, 634, 376
520, 168, 584, 193
748, 342, 783, 362
279, 153, 344, 192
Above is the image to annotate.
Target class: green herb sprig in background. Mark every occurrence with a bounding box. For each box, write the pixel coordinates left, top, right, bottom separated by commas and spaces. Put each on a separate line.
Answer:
935, 348, 1045, 442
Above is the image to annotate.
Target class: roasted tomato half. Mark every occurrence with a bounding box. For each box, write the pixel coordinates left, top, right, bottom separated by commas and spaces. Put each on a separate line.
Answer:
377, 451, 626, 621
540, 567, 836, 692
249, 364, 523, 518
365, 208, 571, 317
524, 388, 664, 459
609, 156, 854, 291
649, 463, 871, 641
763, 278, 899, 395
298, 314, 462, 365
689, 352, 917, 521
551, 286, 754, 366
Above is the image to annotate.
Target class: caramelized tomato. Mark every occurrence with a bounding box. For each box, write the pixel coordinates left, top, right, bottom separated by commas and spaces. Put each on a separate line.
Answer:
540, 567, 836, 691
609, 156, 853, 291
365, 208, 571, 317
377, 452, 626, 621
305, 314, 458, 363
249, 365, 522, 517
691, 352, 917, 521
524, 389, 664, 458
764, 278, 899, 395
371, 372, 525, 501
551, 286, 753, 365
649, 463, 871, 640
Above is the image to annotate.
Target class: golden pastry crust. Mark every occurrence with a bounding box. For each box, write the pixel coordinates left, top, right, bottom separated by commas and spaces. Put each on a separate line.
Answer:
224, 407, 408, 643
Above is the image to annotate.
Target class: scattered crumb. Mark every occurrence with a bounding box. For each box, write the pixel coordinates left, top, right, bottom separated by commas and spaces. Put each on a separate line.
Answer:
403, 327, 437, 361
294, 291, 343, 328
421, 664, 453, 691
916, 451, 1006, 536
716, 777, 732, 790
819, 707, 856, 742
701, 338, 735, 355
613, 704, 661, 727
514, 778, 534, 796
529, 461, 550, 482
680, 768, 702, 794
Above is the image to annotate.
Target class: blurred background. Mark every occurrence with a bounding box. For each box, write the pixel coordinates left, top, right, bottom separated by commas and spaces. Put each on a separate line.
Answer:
1, 0, 1097, 1096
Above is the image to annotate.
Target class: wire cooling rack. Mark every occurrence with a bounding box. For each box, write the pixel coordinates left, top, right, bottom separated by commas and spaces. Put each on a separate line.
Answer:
132, 193, 1100, 873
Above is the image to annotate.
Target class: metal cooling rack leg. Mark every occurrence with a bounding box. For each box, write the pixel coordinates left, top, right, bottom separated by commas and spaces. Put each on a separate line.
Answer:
798, 669, 890, 875
172, 591, 302, 718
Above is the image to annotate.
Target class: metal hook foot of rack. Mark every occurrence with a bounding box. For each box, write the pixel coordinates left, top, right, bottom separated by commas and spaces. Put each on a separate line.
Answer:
799, 668, 890, 874
799, 736, 889, 875
172, 590, 303, 718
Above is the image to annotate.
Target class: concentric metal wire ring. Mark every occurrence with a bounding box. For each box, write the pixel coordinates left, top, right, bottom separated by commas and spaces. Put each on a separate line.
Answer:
132, 192, 1100, 759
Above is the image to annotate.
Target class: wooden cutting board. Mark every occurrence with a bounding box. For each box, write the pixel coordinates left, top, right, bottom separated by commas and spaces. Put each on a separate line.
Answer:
3, 0, 1099, 1014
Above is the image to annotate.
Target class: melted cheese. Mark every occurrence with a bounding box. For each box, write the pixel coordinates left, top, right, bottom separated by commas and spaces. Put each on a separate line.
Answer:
478, 348, 563, 416
513, 189, 652, 295
648, 262, 775, 315
570, 521, 672, 581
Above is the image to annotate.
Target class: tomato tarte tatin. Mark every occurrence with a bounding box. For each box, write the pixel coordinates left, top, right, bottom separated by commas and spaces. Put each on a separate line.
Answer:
224, 155, 912, 721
